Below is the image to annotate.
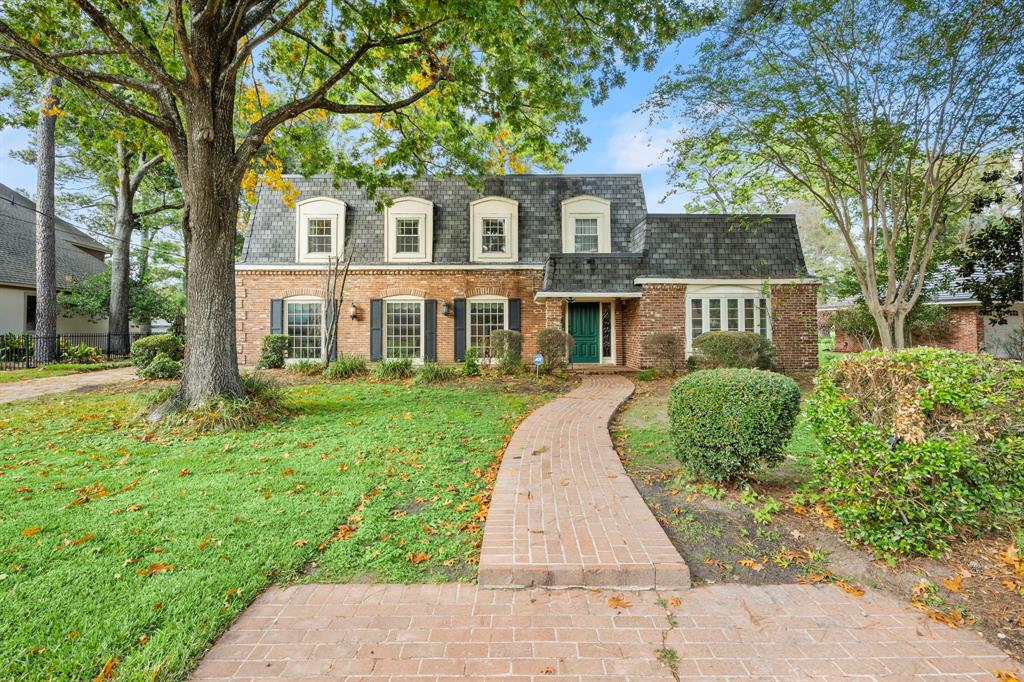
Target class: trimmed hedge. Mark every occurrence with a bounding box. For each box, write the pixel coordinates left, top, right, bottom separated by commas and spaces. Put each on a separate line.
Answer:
692, 331, 772, 369
138, 351, 182, 380
642, 332, 684, 373
537, 328, 573, 373
130, 334, 183, 369
807, 348, 1024, 557
490, 329, 523, 374
257, 334, 290, 369
669, 369, 801, 481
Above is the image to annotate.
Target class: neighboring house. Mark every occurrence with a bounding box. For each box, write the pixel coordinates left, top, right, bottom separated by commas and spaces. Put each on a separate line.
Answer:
0, 183, 109, 336
819, 269, 1023, 359
236, 175, 819, 371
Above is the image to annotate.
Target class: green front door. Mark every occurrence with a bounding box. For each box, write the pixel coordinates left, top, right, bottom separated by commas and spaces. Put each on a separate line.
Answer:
568, 302, 600, 363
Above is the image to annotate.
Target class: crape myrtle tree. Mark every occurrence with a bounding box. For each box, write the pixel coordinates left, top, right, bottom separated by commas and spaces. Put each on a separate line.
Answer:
0, 0, 708, 406
645, 0, 1024, 349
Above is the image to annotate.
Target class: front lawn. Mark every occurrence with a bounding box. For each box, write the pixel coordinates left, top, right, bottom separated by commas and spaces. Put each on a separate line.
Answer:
0, 361, 132, 383
0, 378, 551, 681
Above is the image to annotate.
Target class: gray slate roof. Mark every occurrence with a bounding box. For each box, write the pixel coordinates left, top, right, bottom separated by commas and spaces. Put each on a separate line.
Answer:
542, 253, 645, 293
0, 183, 107, 289
242, 174, 648, 265
640, 214, 809, 279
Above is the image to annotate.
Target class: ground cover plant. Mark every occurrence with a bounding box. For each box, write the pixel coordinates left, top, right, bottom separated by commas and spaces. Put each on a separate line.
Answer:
0, 361, 132, 384
0, 380, 548, 681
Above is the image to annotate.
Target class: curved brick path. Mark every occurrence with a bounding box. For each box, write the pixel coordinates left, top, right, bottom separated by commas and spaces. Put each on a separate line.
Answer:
478, 375, 689, 589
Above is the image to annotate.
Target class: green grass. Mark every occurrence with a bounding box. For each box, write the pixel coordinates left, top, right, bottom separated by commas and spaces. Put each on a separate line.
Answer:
0, 361, 132, 383
0, 380, 549, 681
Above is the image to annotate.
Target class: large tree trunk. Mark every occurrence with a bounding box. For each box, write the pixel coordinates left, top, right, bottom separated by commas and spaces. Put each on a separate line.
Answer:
108, 147, 134, 356
864, 300, 896, 350
33, 77, 59, 363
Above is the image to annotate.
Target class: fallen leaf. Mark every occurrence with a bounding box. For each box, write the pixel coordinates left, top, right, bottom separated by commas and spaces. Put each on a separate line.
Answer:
67, 631, 78, 639
21, 526, 41, 536
333, 524, 355, 540
137, 634, 149, 645
540, 666, 554, 674
993, 670, 1020, 682
738, 558, 765, 571
136, 563, 173, 576
703, 558, 729, 570
667, 597, 682, 607
942, 576, 963, 593
406, 552, 429, 565
402, 412, 412, 420
607, 596, 631, 609
835, 579, 864, 597
293, 539, 308, 547
92, 657, 118, 682
178, 468, 190, 477
797, 572, 829, 584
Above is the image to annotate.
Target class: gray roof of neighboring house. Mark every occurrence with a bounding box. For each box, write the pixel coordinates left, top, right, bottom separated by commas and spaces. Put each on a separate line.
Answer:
817, 264, 1019, 310
241, 174, 648, 265
638, 214, 809, 279
541, 253, 645, 294
0, 183, 107, 289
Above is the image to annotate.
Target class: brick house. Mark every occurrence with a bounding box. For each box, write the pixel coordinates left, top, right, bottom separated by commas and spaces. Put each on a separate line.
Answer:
236, 174, 819, 371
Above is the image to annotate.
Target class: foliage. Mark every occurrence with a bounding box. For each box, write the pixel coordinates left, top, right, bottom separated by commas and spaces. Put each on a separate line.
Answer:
490, 330, 523, 374
138, 351, 181, 380
807, 348, 1024, 557
634, 368, 659, 381
373, 358, 415, 381
646, 0, 1023, 348
537, 328, 574, 373
692, 331, 773, 370
0, 333, 30, 361
832, 301, 950, 347
414, 362, 458, 384
642, 332, 684, 373
59, 342, 99, 364
461, 347, 481, 377
323, 355, 368, 379
956, 215, 1023, 325
57, 266, 182, 327
257, 334, 290, 369
286, 359, 323, 376
128, 334, 183, 369
668, 369, 801, 481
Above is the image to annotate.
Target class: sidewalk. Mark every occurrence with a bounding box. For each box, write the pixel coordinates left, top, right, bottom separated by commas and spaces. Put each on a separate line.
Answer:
0, 366, 137, 403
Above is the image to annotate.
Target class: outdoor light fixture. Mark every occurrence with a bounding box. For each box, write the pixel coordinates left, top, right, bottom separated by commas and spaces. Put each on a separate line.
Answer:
441, 301, 450, 316
349, 302, 358, 320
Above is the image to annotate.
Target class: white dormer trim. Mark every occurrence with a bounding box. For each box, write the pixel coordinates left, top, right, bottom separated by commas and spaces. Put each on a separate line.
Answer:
561, 195, 611, 254
295, 197, 347, 263
384, 196, 433, 264
470, 196, 518, 263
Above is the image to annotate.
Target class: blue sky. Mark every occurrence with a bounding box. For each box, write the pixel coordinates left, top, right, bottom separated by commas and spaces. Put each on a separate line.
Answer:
0, 40, 697, 211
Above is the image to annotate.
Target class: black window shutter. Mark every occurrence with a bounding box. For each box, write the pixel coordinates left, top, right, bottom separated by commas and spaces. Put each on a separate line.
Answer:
424, 300, 437, 362
454, 298, 467, 361
508, 298, 521, 332
369, 299, 383, 360
325, 299, 338, 360
270, 299, 283, 334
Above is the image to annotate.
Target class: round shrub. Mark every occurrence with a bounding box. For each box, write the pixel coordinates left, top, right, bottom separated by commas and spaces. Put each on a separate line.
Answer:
490, 329, 523, 374
130, 334, 184, 369
537, 327, 573, 372
257, 334, 290, 369
138, 351, 182, 380
668, 369, 801, 481
692, 330, 773, 369
642, 332, 684, 373
807, 348, 1024, 557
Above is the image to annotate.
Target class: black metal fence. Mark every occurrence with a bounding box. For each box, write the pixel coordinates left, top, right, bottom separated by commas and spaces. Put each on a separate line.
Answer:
0, 333, 152, 371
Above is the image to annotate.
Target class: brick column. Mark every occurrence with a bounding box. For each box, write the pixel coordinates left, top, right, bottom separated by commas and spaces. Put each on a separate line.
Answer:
770, 283, 819, 372
624, 284, 687, 368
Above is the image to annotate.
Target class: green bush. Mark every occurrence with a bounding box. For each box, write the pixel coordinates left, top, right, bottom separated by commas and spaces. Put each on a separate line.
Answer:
257, 334, 290, 369
490, 330, 523, 374
669, 369, 801, 481
373, 357, 414, 380
642, 332, 684, 373
61, 342, 99, 364
807, 348, 1024, 557
138, 351, 182, 380
287, 359, 323, 375
692, 331, 773, 369
461, 347, 481, 377
323, 355, 368, 379
415, 362, 457, 384
537, 327, 573, 373
634, 368, 659, 381
130, 334, 184, 369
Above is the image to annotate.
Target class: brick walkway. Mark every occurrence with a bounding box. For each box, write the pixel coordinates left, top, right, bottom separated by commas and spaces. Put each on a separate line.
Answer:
193, 583, 1021, 680
479, 375, 690, 589
0, 366, 137, 403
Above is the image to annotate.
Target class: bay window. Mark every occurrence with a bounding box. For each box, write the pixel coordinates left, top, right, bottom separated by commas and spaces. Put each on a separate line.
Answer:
687, 286, 771, 353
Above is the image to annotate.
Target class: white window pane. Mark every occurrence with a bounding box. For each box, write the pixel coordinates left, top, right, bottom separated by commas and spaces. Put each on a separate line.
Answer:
385, 301, 421, 358
469, 301, 505, 356
709, 299, 721, 331
727, 298, 739, 331
759, 298, 768, 338
482, 218, 507, 254
744, 298, 755, 332
287, 302, 322, 360
395, 218, 421, 254
574, 218, 599, 252
690, 299, 703, 340
307, 218, 332, 254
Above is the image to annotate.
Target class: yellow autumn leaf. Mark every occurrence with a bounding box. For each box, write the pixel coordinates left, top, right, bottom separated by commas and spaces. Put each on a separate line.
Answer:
607, 595, 631, 609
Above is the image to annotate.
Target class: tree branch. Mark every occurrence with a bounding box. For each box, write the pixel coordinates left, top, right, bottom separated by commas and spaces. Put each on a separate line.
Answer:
135, 201, 184, 217
130, 154, 166, 192
224, 0, 316, 78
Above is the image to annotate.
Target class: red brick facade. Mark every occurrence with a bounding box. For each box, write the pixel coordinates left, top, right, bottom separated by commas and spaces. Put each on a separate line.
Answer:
831, 305, 985, 354
236, 270, 819, 373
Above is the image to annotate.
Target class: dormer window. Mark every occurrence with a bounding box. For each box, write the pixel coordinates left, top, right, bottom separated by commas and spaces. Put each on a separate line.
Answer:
296, 197, 346, 263
471, 196, 518, 262
561, 195, 611, 253
385, 197, 433, 263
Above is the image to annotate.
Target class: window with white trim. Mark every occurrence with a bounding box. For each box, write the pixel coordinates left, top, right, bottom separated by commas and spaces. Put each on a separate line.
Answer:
467, 297, 507, 357
384, 298, 423, 359
395, 218, 421, 254
306, 218, 333, 254
574, 218, 599, 253
470, 196, 518, 262
560, 195, 611, 253
687, 286, 771, 353
384, 197, 433, 263
296, 197, 346, 263
285, 298, 323, 360
482, 218, 507, 254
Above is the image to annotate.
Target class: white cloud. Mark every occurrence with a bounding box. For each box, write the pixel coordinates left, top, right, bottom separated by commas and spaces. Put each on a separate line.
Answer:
606, 114, 679, 173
